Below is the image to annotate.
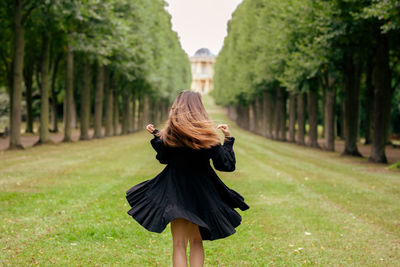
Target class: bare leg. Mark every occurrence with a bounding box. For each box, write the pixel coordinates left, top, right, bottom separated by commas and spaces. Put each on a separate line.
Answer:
171, 218, 189, 267
188, 222, 204, 267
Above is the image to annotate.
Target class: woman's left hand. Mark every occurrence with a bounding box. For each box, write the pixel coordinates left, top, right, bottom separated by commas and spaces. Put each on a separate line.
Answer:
146, 124, 155, 134
217, 124, 231, 137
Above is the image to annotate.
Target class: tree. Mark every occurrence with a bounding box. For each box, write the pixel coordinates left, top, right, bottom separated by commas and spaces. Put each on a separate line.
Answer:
9, 0, 38, 149
213, 0, 399, 164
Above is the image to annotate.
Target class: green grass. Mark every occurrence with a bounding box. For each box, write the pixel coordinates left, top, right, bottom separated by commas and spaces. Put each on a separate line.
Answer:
1, 96, 399, 266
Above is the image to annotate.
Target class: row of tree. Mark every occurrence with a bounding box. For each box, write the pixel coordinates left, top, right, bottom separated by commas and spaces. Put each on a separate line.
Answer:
0, 0, 191, 148
213, 0, 400, 163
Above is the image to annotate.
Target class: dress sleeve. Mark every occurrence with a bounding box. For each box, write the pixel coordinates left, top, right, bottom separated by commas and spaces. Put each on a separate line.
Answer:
211, 136, 236, 172
150, 135, 169, 164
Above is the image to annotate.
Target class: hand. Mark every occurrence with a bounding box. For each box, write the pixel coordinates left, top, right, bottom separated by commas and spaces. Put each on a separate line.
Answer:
217, 124, 231, 137
146, 124, 155, 134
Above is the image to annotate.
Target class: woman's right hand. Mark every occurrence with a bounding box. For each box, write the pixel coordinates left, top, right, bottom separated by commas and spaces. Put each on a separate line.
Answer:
146, 124, 155, 134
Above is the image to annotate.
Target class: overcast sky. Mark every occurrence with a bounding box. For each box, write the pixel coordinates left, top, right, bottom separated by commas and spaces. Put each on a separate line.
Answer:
165, 0, 242, 57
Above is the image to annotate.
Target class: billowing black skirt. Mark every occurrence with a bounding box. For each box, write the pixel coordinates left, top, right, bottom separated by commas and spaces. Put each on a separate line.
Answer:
126, 165, 249, 241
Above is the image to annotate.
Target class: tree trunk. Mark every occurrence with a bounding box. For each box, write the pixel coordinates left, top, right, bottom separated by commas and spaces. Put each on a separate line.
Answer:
236, 104, 249, 130
274, 87, 286, 141
278, 88, 287, 141
143, 95, 151, 126
9, 0, 24, 149
156, 100, 162, 126
364, 55, 374, 144
63, 42, 74, 142
288, 91, 296, 142
38, 34, 50, 143
131, 92, 137, 132
71, 94, 77, 129
273, 91, 281, 140
296, 92, 306, 145
236, 105, 242, 129
249, 100, 256, 133
164, 100, 170, 121
164, 100, 169, 121
152, 98, 158, 125
235, 105, 241, 128
264, 91, 274, 139
113, 86, 119, 135
260, 93, 267, 137
94, 65, 104, 138
51, 53, 61, 133
321, 85, 326, 139
369, 34, 393, 163
307, 86, 319, 148
256, 96, 263, 135
138, 94, 144, 130
7, 61, 13, 135
324, 87, 336, 151
128, 91, 133, 133
337, 101, 344, 139
104, 71, 113, 137
279, 87, 287, 141
122, 89, 129, 135
254, 99, 260, 133
80, 60, 91, 140
23, 57, 34, 133
342, 50, 362, 157
227, 105, 237, 122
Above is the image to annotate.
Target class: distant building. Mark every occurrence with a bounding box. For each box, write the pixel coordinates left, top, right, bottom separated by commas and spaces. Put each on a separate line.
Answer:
190, 48, 215, 94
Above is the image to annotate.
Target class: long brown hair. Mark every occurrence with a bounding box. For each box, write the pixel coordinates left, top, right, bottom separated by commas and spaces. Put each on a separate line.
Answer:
160, 91, 220, 149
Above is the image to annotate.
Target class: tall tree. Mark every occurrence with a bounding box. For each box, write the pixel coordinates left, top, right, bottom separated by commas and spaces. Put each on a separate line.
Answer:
9, 0, 25, 149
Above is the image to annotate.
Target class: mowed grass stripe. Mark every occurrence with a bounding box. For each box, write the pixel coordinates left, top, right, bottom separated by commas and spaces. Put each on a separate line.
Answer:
231, 125, 400, 237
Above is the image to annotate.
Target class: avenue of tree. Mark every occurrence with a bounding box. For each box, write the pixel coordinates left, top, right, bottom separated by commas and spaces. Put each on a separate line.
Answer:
213, 0, 400, 163
0, 0, 191, 148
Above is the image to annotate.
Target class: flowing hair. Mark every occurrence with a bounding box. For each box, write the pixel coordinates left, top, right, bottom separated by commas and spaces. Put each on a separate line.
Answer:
159, 90, 220, 149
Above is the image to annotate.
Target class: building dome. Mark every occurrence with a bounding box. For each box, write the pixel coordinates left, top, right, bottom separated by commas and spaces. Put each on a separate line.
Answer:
193, 48, 214, 57
190, 48, 215, 95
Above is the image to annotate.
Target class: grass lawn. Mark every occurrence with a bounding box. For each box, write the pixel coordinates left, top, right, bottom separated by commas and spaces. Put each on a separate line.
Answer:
1, 96, 399, 266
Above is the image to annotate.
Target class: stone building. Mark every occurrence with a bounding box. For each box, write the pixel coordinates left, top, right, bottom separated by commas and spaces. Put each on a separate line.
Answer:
190, 48, 215, 94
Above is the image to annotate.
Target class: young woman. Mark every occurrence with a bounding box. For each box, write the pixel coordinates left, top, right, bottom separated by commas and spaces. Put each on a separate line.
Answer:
125, 91, 249, 267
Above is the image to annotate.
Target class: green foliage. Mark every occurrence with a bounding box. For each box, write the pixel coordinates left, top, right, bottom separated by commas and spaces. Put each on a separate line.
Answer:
213, 0, 399, 109
0, 0, 191, 104
360, 0, 400, 32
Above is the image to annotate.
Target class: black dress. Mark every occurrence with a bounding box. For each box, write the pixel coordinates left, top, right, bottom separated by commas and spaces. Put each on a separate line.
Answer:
125, 134, 250, 241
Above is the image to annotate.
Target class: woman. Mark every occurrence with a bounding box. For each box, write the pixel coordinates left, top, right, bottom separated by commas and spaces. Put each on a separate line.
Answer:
125, 90, 249, 267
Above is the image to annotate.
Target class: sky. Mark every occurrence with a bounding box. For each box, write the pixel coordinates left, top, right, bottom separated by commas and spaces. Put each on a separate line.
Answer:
165, 0, 242, 57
